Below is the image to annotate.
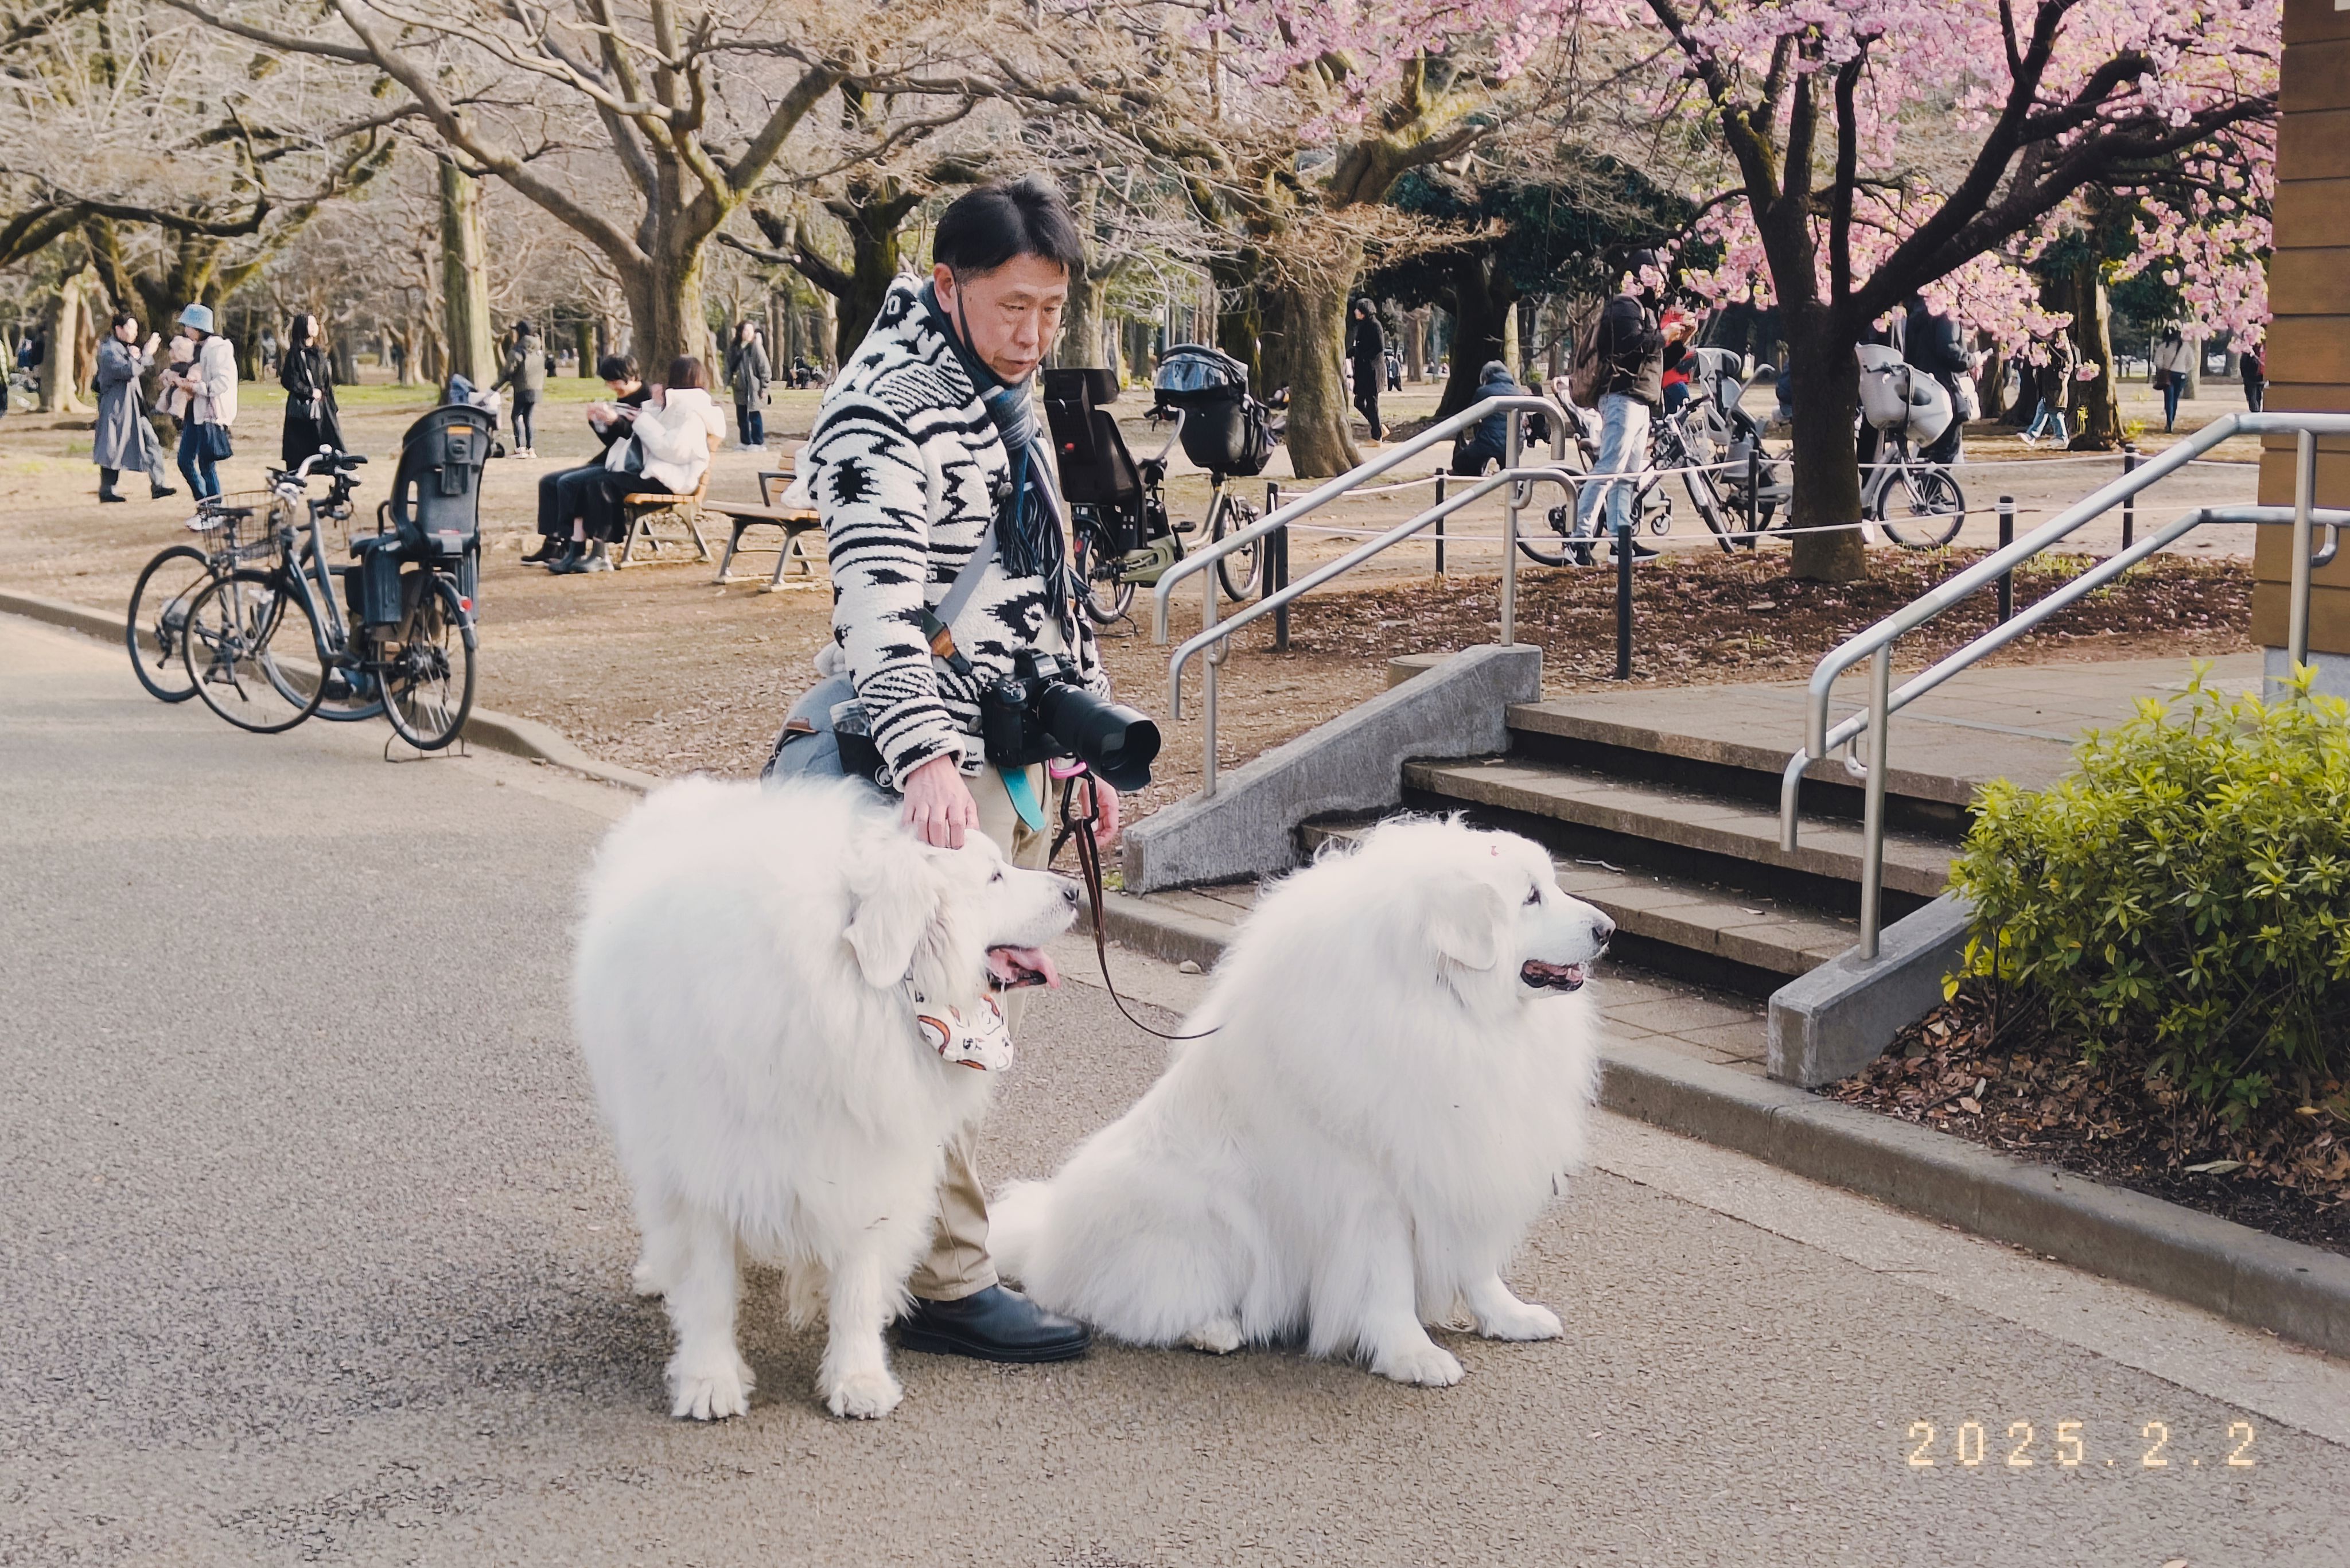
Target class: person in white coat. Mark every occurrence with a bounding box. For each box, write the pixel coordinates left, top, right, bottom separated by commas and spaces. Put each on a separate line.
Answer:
163, 304, 238, 500
557, 355, 723, 574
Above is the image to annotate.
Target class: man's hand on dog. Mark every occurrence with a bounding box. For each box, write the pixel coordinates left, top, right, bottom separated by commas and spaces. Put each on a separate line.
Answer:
902, 753, 1119, 849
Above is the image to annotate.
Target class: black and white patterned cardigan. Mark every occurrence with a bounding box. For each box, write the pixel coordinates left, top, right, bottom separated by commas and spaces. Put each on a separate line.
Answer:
807, 277, 1109, 789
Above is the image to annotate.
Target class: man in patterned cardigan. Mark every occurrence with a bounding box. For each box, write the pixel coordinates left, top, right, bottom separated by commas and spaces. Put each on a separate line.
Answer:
803, 177, 1116, 1365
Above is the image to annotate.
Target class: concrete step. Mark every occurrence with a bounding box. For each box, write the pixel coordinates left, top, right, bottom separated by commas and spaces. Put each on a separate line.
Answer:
1299, 822, 1862, 997
1400, 756, 1955, 909
1503, 699, 1981, 837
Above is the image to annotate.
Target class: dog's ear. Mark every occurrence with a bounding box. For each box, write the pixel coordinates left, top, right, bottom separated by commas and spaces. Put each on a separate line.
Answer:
1427, 876, 1509, 971
844, 855, 944, 989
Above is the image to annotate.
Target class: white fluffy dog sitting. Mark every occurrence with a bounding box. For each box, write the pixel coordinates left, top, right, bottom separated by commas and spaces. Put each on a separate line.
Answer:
991, 817, 1612, 1386
575, 777, 1078, 1421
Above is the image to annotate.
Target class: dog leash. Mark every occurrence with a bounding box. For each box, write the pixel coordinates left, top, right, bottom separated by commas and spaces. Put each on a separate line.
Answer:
1055, 773, 1219, 1044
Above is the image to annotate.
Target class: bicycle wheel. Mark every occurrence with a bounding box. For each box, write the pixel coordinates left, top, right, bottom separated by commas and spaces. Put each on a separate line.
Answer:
181, 569, 324, 734
380, 572, 477, 751
1878, 465, 1966, 548
126, 546, 213, 703
1072, 521, 1135, 625
1211, 496, 1263, 601
1516, 501, 1578, 566
304, 566, 387, 723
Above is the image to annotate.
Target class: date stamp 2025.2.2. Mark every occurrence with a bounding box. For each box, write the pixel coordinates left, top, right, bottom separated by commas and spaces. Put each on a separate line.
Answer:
1905, 1418, 2257, 1472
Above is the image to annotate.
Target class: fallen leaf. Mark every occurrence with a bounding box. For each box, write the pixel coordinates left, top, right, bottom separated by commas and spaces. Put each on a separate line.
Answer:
1958, 1096, 1982, 1114
2182, 1159, 2244, 1175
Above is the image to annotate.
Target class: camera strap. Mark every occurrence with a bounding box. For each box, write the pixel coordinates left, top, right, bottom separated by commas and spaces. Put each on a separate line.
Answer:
1059, 774, 1219, 1044
921, 519, 996, 676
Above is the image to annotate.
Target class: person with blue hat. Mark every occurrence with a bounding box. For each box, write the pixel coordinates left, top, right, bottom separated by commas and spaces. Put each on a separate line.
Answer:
162, 304, 238, 500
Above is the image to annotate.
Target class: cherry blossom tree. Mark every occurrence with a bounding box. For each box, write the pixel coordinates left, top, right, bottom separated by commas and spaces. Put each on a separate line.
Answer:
1591, 0, 2279, 581
969, 0, 1594, 475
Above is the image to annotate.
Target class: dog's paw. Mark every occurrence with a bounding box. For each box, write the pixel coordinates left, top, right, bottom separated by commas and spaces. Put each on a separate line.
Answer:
1371, 1340, 1465, 1387
1474, 1300, 1563, 1342
1182, 1317, 1244, 1355
822, 1367, 903, 1421
669, 1356, 754, 1421
630, 1258, 666, 1299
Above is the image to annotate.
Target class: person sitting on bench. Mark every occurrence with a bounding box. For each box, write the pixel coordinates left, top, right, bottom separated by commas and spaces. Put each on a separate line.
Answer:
561, 356, 723, 574
527, 355, 647, 571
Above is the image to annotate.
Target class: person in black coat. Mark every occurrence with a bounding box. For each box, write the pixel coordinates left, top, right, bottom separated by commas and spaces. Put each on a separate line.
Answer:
1902, 293, 1970, 464
279, 314, 346, 468
1349, 298, 1386, 441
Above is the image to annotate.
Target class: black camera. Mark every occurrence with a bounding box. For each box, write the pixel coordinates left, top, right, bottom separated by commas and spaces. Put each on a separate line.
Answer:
979, 650, 1161, 792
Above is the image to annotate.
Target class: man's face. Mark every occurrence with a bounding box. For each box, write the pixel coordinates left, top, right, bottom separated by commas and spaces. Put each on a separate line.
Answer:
934, 255, 1068, 383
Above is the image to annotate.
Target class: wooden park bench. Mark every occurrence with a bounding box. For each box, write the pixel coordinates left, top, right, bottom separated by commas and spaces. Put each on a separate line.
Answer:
707, 456, 825, 590
616, 467, 713, 567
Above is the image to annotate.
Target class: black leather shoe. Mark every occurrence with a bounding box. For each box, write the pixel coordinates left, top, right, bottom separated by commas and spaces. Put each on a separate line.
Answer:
896, 1285, 1090, 1363
520, 538, 562, 564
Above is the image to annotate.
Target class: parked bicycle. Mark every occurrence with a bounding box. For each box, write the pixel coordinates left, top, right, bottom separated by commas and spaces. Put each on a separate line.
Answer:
1045, 348, 1279, 624
125, 494, 274, 704
1520, 362, 1771, 565
1857, 344, 1966, 548
176, 449, 378, 736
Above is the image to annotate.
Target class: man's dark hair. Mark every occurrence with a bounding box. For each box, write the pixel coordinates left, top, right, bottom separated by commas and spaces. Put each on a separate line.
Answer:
596, 353, 637, 382
932, 176, 1085, 280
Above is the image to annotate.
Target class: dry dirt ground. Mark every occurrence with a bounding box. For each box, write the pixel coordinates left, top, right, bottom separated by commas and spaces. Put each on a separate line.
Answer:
0, 375, 2262, 822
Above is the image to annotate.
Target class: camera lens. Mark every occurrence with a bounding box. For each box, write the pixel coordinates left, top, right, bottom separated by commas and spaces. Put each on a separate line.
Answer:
1034, 684, 1160, 792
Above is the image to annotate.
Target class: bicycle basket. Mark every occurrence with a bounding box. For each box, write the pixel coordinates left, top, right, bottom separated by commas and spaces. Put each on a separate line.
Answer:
188, 492, 284, 563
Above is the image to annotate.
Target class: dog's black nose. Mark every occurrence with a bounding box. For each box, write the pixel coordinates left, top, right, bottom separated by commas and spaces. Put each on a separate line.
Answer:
1592, 913, 1616, 946
1061, 881, 1083, 906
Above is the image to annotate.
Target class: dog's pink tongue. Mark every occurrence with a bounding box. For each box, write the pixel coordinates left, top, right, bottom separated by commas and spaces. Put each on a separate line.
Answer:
987, 947, 1061, 989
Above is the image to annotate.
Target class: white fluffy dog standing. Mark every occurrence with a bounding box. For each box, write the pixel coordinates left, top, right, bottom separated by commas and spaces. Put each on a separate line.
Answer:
991, 818, 1612, 1386
575, 777, 1078, 1421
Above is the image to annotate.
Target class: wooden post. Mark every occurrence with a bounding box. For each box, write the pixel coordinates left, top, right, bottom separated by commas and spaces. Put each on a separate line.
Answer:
2251, 1, 2350, 672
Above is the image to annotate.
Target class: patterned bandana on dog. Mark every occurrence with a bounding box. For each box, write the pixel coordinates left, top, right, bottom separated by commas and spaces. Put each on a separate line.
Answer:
913, 990, 1015, 1072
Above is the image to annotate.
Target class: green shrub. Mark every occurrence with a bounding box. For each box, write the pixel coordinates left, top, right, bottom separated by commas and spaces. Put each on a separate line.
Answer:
1950, 667, 2350, 1123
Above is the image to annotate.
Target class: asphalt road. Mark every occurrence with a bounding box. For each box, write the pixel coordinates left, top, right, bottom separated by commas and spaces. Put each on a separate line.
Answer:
3, 612, 2346, 1567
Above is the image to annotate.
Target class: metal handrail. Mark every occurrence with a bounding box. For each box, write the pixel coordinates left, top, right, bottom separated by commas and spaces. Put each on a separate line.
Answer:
1150, 394, 1566, 645
1153, 392, 1570, 796
1779, 410, 2350, 959
1169, 464, 1581, 757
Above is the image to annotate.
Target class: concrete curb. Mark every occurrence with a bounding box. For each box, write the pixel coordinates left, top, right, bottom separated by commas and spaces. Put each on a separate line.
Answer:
1100, 886, 2350, 1359
3, 590, 663, 796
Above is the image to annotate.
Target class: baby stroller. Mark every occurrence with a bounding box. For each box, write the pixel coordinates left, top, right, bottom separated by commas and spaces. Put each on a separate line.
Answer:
1044, 367, 1182, 625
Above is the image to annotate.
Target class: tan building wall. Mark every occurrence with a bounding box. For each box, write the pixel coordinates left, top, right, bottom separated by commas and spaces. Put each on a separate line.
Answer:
2249, 0, 2350, 655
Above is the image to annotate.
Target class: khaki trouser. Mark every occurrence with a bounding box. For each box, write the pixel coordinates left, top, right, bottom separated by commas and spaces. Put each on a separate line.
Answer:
907, 762, 1055, 1302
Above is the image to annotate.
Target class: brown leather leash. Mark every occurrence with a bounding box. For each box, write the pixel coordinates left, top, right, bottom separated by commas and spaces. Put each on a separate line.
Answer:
1055, 773, 1219, 1043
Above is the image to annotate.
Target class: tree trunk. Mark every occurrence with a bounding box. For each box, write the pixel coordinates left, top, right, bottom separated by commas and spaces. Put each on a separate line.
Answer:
1123, 318, 1155, 384
1784, 304, 1869, 583
1278, 270, 1359, 477
1060, 257, 1107, 369
620, 234, 709, 374
1976, 334, 2009, 422
1405, 308, 1426, 382
573, 318, 594, 378
1434, 255, 1515, 421
439, 160, 496, 386
37, 267, 90, 414
2065, 254, 2124, 451
1209, 254, 1266, 391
